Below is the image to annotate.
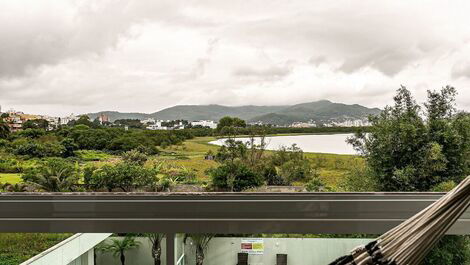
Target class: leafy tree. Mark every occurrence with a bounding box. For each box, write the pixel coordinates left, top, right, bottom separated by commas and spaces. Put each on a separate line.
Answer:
216, 116, 246, 132
184, 234, 214, 265
22, 158, 79, 192
114, 119, 145, 129
147, 234, 165, 265
22, 119, 49, 130
14, 141, 65, 158
215, 139, 248, 163
101, 236, 140, 265
347, 86, 470, 264
69, 115, 97, 128
60, 138, 78, 157
0, 119, 10, 139
348, 86, 469, 191
16, 128, 46, 139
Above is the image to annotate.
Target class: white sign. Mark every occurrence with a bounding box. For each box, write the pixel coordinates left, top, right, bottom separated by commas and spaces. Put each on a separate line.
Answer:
241, 238, 264, 255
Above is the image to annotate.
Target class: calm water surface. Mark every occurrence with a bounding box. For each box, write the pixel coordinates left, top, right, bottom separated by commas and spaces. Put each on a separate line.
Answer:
210, 134, 357, 155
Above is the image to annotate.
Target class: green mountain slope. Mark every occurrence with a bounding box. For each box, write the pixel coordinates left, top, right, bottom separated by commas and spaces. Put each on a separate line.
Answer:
85, 100, 381, 124
151, 104, 286, 121
249, 100, 381, 125
86, 111, 151, 122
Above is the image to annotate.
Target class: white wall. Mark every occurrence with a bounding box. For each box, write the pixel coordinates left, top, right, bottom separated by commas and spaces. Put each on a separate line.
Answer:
21, 233, 111, 265
96, 238, 168, 265
97, 237, 372, 265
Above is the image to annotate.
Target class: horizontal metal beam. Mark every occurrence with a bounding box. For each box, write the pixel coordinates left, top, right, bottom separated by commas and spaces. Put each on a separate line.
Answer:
0, 192, 469, 235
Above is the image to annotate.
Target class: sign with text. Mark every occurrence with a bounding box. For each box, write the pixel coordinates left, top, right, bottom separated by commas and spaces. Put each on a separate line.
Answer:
241, 238, 264, 255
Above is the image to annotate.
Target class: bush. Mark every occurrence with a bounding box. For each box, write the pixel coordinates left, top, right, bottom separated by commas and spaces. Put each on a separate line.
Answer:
161, 164, 197, 184
209, 161, 263, 191
305, 176, 326, 192
0, 139, 9, 149
22, 158, 79, 192
424, 236, 470, 265
122, 150, 148, 166
76, 150, 112, 161
14, 141, 65, 158
0, 158, 22, 173
85, 162, 158, 192
278, 159, 315, 184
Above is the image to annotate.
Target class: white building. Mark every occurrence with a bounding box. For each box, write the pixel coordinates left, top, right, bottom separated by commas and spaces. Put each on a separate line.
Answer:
60, 114, 78, 125
190, 120, 217, 129
141, 118, 156, 124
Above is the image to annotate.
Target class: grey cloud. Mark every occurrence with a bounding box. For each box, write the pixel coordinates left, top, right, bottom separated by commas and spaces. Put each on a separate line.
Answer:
233, 65, 292, 80
0, 0, 216, 78
452, 61, 470, 79
223, 3, 450, 76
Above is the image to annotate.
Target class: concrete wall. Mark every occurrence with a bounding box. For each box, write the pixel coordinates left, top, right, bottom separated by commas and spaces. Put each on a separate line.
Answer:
96, 237, 168, 265
184, 238, 371, 265
97, 237, 372, 265
21, 233, 111, 265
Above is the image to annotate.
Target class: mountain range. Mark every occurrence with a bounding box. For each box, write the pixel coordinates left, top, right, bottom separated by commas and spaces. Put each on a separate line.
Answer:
86, 100, 381, 126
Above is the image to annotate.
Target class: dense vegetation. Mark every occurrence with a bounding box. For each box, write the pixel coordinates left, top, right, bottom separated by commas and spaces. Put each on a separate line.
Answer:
346, 86, 470, 265
1, 88, 469, 264
0, 233, 72, 265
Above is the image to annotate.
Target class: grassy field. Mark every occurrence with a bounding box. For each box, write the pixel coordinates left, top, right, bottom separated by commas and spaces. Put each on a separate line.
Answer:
0, 173, 22, 184
158, 136, 361, 188
0, 135, 361, 188
0, 233, 72, 265
155, 137, 219, 180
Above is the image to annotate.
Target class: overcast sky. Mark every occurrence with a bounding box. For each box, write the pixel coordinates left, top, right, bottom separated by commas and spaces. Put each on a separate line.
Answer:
1, 0, 470, 116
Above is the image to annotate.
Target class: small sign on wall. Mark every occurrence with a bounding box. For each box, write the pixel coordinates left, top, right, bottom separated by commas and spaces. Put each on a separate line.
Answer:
241, 238, 264, 255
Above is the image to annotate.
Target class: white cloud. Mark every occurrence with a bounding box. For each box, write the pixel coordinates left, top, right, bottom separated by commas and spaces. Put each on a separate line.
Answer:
0, 0, 469, 116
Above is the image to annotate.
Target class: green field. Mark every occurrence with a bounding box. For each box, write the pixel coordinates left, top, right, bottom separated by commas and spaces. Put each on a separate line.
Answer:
158, 136, 361, 188
0, 173, 22, 184
0, 135, 360, 188
0, 233, 72, 265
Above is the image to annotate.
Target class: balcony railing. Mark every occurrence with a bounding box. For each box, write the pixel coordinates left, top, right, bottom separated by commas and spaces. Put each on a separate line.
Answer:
1, 192, 469, 265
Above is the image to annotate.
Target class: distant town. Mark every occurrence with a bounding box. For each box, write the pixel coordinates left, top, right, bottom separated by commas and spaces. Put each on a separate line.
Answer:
0, 105, 373, 132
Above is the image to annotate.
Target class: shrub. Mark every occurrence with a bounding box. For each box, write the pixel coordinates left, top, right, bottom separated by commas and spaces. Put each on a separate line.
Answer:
14, 141, 66, 158
14, 141, 65, 158
209, 161, 263, 191
278, 159, 315, 184
22, 158, 79, 192
85, 163, 158, 192
0, 158, 22, 173
122, 150, 148, 166
305, 175, 327, 192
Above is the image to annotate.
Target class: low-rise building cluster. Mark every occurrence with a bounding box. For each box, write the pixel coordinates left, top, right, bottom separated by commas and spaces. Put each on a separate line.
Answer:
0, 106, 79, 132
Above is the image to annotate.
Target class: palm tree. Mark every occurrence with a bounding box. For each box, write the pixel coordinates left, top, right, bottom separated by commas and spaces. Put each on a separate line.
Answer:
184, 234, 214, 265
22, 158, 79, 192
101, 236, 140, 265
147, 233, 165, 265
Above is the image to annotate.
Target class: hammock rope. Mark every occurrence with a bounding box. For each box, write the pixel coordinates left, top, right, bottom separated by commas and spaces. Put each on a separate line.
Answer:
329, 176, 470, 265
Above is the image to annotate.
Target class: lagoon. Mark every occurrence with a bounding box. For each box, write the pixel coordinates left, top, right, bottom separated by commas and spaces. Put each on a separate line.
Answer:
210, 133, 357, 155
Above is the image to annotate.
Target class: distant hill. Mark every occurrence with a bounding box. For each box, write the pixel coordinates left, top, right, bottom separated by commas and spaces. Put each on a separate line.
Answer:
86, 111, 151, 121
86, 100, 381, 125
249, 100, 381, 125
151, 104, 287, 121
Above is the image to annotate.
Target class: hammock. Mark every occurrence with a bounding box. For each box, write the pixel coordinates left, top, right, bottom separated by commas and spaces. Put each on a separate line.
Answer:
329, 176, 470, 265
